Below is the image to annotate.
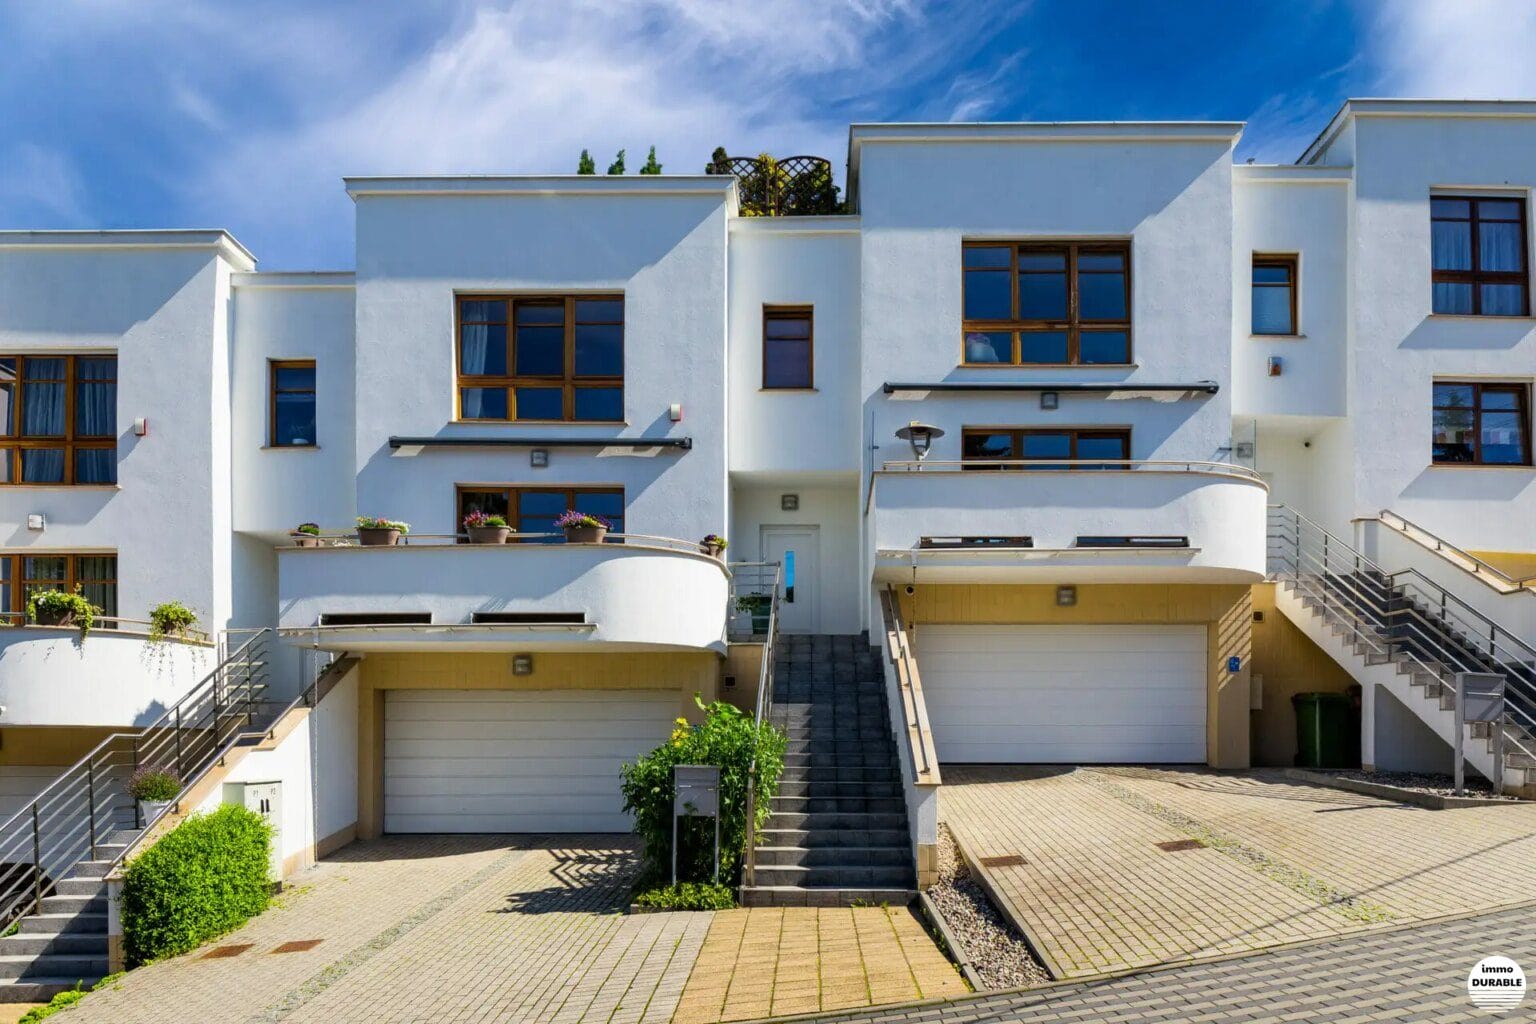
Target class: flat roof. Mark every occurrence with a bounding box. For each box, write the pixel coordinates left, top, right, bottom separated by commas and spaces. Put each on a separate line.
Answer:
344, 175, 738, 207
1298, 98, 1536, 165
0, 229, 256, 269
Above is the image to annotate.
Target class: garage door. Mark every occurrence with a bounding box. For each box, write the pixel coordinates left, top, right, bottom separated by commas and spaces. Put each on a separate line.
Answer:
917, 625, 1207, 764
383, 689, 678, 833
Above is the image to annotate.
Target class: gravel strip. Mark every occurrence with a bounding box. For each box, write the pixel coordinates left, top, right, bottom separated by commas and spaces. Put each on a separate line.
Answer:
1327, 769, 1523, 801
925, 825, 1049, 991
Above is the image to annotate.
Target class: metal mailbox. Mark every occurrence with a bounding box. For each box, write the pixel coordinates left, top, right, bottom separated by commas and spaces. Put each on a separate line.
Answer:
672, 765, 721, 884
1454, 672, 1507, 796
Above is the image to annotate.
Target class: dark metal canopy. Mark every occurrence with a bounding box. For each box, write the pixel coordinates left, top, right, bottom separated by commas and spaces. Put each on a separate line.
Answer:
882, 381, 1219, 396
388, 435, 692, 450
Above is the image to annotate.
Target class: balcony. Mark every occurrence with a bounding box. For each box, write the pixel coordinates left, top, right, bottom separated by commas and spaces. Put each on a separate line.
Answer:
868, 460, 1268, 583
276, 533, 730, 652
0, 620, 215, 727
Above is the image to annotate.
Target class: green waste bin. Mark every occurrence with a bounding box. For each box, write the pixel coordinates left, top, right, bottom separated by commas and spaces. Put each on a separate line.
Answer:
1292, 692, 1356, 769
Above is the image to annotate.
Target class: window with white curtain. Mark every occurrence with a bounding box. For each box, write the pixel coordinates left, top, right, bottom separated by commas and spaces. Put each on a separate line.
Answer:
1431, 196, 1530, 316
0, 355, 117, 484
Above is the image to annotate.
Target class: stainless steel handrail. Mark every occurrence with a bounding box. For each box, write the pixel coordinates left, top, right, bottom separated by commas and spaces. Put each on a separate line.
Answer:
277, 530, 723, 559
879, 587, 940, 784
736, 561, 781, 891
1371, 509, 1536, 590
879, 458, 1267, 481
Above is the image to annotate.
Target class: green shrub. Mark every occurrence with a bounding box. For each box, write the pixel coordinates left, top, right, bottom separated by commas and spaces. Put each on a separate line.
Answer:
147, 601, 201, 643
27, 589, 95, 638
620, 697, 786, 886
121, 804, 273, 967
18, 987, 85, 1023
632, 882, 736, 911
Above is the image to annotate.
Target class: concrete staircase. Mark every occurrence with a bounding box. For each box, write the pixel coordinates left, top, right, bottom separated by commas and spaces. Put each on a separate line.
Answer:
742, 634, 917, 907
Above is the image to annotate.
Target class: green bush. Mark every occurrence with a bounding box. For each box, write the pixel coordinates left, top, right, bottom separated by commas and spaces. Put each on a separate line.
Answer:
121, 804, 273, 967
147, 601, 201, 643
19, 987, 85, 1022
620, 697, 786, 886
632, 882, 736, 911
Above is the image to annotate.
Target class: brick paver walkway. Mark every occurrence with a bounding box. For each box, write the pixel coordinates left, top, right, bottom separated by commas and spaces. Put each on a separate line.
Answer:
802, 901, 1536, 1023
65, 836, 708, 1024
674, 907, 967, 1023
940, 766, 1536, 979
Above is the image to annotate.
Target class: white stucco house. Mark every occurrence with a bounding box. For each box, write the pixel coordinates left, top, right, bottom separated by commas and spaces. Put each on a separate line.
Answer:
0, 98, 1532, 929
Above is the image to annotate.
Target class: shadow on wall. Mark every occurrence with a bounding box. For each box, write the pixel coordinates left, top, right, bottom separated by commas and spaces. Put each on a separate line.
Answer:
1398, 316, 1536, 351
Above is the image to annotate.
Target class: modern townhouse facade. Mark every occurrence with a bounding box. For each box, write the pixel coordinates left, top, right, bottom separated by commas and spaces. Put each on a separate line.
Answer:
0, 99, 1532, 939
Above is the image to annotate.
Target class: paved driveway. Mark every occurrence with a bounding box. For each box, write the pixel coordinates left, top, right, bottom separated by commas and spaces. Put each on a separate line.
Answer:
942, 766, 1536, 978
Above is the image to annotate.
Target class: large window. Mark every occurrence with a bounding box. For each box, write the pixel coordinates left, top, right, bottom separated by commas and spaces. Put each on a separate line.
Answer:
1431, 196, 1529, 316
456, 296, 623, 422
1251, 256, 1298, 335
455, 486, 624, 541
270, 360, 316, 447
0, 355, 116, 485
961, 428, 1130, 469
962, 241, 1131, 365
1432, 382, 1530, 466
762, 306, 813, 389
0, 553, 117, 625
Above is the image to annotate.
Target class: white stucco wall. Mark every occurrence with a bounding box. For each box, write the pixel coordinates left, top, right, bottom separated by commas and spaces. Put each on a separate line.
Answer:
0, 630, 213, 726
729, 478, 861, 634
313, 666, 359, 845
195, 713, 317, 879
728, 221, 861, 474
349, 181, 731, 547
0, 235, 250, 629
1346, 114, 1536, 551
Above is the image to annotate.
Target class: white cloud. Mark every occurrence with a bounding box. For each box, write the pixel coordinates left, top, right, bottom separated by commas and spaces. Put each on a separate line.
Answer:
1368, 0, 1536, 97
0, 144, 89, 225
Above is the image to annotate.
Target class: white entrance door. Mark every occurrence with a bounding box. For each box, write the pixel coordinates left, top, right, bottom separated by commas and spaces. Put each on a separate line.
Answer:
761, 526, 819, 634
917, 624, 1208, 763
382, 689, 678, 833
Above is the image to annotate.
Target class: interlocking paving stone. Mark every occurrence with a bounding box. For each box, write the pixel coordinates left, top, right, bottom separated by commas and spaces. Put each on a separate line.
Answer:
798, 902, 1536, 1024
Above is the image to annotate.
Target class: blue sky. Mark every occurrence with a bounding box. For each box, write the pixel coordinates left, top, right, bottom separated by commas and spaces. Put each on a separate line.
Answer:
2, 0, 1534, 269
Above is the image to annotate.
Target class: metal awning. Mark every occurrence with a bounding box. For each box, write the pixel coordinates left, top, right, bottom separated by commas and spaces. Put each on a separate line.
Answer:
389, 435, 691, 451
882, 381, 1218, 398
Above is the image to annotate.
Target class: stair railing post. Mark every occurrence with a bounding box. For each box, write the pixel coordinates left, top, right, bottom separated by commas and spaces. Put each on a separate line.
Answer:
175, 705, 183, 781
1453, 673, 1466, 797
30, 804, 42, 913
87, 758, 97, 860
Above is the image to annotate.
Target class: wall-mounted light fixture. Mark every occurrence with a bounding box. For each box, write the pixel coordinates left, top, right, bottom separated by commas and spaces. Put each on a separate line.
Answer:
512, 654, 534, 676
669, 403, 683, 422
132, 417, 149, 437
1040, 391, 1059, 411
895, 421, 944, 460
780, 494, 799, 512
25, 514, 45, 532
1056, 585, 1077, 607
1267, 356, 1283, 377
530, 448, 549, 468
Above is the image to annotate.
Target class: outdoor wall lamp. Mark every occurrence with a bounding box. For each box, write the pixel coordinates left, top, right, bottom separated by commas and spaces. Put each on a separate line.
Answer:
895, 421, 944, 460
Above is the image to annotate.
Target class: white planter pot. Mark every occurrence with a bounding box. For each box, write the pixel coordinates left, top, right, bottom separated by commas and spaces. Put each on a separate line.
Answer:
138, 798, 173, 825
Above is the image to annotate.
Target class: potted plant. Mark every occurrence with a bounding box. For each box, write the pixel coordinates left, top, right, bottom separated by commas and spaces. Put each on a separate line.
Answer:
556, 510, 612, 544
463, 511, 511, 545
291, 522, 322, 548
129, 765, 181, 826
356, 516, 409, 547
700, 534, 728, 558
734, 593, 772, 635
148, 601, 202, 643
28, 589, 96, 638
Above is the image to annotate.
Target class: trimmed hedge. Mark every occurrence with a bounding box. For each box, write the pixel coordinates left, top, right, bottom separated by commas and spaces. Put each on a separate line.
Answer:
121, 804, 273, 967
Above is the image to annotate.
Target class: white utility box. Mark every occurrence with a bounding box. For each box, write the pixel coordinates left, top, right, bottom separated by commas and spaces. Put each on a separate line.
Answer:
224, 781, 283, 885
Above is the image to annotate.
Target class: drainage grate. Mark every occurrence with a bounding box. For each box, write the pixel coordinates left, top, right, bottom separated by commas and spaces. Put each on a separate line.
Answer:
1155, 839, 1206, 853
202, 944, 254, 959
979, 854, 1027, 868
271, 939, 324, 954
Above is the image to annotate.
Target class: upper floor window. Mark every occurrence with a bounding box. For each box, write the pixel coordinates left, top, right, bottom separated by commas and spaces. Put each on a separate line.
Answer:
456, 296, 623, 422
270, 360, 316, 447
961, 427, 1130, 469
1431, 196, 1529, 316
1432, 381, 1530, 466
0, 552, 116, 625
456, 485, 624, 542
0, 355, 116, 485
763, 306, 813, 389
1252, 256, 1298, 335
962, 241, 1131, 366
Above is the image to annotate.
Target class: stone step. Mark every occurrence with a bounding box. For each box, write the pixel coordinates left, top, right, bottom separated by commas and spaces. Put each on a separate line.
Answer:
781, 753, 893, 768
777, 766, 900, 784
739, 885, 917, 908
765, 810, 908, 831
0, 978, 99, 1002
38, 894, 105, 916
0, 933, 107, 957
753, 863, 915, 888
19, 913, 107, 936
773, 780, 902, 799
769, 795, 906, 815
53, 879, 107, 899
761, 828, 910, 849
67, 861, 115, 880
0, 953, 106, 980
755, 845, 911, 867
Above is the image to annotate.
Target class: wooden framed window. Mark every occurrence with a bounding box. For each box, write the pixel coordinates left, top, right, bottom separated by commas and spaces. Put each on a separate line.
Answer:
0, 355, 116, 485
455, 485, 625, 541
961, 427, 1131, 470
962, 241, 1131, 366
762, 306, 813, 389
456, 295, 623, 422
1432, 382, 1531, 465
1431, 196, 1530, 316
0, 553, 117, 626
270, 360, 316, 447
1251, 255, 1298, 335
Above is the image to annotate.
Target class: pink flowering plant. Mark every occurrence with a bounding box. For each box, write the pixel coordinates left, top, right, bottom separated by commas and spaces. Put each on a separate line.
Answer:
462, 511, 508, 529
554, 510, 612, 530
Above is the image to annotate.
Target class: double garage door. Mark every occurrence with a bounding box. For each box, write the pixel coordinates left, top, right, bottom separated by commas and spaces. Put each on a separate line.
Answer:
383, 689, 678, 833
918, 625, 1208, 764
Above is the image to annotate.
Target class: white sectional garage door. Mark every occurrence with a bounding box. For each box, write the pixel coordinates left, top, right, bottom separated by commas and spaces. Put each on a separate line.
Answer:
383, 689, 678, 833
917, 625, 1207, 764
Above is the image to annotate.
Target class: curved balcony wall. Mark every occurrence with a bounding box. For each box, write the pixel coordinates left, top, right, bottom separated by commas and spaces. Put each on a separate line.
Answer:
277, 536, 730, 652
870, 461, 1268, 583
0, 628, 215, 727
